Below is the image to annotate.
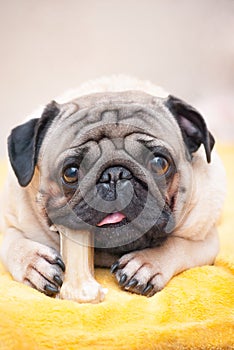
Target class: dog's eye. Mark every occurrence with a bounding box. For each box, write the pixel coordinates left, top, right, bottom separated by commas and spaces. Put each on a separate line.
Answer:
62, 166, 79, 184
147, 156, 169, 176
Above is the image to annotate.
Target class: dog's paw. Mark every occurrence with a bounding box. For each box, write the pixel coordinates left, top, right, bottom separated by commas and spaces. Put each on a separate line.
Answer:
111, 249, 171, 297
21, 242, 65, 297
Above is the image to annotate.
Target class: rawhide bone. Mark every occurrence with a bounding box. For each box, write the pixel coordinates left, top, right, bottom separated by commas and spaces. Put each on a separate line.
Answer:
56, 225, 106, 303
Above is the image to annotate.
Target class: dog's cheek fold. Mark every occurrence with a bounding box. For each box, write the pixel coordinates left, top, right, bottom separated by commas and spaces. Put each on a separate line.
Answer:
166, 172, 180, 209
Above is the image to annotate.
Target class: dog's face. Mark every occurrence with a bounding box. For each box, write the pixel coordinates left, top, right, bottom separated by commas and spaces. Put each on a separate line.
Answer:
8, 91, 214, 254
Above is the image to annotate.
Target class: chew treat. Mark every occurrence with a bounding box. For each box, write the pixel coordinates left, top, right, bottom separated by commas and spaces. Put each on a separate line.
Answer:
57, 226, 106, 303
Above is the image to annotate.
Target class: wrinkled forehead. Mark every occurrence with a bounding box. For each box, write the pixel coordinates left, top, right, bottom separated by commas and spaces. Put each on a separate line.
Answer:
39, 91, 182, 165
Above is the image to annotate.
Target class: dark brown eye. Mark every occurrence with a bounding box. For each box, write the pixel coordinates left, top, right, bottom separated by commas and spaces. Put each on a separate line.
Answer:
62, 166, 79, 184
147, 156, 169, 176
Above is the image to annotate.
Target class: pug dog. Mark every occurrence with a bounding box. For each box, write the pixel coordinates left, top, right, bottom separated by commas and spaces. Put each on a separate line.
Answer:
0, 76, 226, 298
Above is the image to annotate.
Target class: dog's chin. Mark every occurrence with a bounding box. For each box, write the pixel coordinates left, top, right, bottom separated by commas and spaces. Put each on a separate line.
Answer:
94, 222, 170, 255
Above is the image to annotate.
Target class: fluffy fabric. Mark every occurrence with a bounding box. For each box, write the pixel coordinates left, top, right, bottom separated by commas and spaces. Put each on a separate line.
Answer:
0, 145, 233, 350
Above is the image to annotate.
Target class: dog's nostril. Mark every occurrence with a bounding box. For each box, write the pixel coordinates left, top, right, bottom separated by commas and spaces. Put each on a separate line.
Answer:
99, 172, 112, 183
119, 169, 132, 180
99, 166, 132, 183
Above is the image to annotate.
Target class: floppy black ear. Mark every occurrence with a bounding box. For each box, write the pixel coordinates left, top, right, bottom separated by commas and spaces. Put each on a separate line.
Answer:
8, 101, 60, 187
165, 95, 215, 163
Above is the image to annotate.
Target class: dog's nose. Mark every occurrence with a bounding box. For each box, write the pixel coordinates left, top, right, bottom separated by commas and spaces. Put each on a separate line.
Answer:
99, 166, 132, 183
97, 166, 133, 203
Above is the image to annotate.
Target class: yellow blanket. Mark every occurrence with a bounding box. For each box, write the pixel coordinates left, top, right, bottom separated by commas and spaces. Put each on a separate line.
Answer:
0, 145, 233, 350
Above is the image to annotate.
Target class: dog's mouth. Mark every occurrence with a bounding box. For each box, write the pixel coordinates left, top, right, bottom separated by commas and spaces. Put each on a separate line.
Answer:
96, 212, 127, 228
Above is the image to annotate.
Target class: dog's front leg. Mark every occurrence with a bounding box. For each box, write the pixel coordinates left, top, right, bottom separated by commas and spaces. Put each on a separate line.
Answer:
0, 228, 65, 296
111, 228, 219, 296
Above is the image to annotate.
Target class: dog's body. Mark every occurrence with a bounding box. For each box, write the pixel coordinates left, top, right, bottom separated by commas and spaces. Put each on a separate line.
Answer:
0, 76, 226, 297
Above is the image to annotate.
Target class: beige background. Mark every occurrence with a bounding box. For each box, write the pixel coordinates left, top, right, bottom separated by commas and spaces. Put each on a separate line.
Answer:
1, 0, 234, 157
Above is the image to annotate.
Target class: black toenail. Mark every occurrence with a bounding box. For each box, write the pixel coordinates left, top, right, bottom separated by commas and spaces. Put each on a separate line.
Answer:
119, 274, 127, 286
53, 275, 63, 287
110, 261, 119, 274
55, 257, 65, 272
125, 278, 138, 288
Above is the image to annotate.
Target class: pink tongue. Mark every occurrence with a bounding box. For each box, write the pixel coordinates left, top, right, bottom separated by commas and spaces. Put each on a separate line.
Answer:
97, 212, 126, 227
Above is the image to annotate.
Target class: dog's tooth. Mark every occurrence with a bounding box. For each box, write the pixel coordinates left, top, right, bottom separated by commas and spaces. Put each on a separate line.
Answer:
110, 261, 119, 274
